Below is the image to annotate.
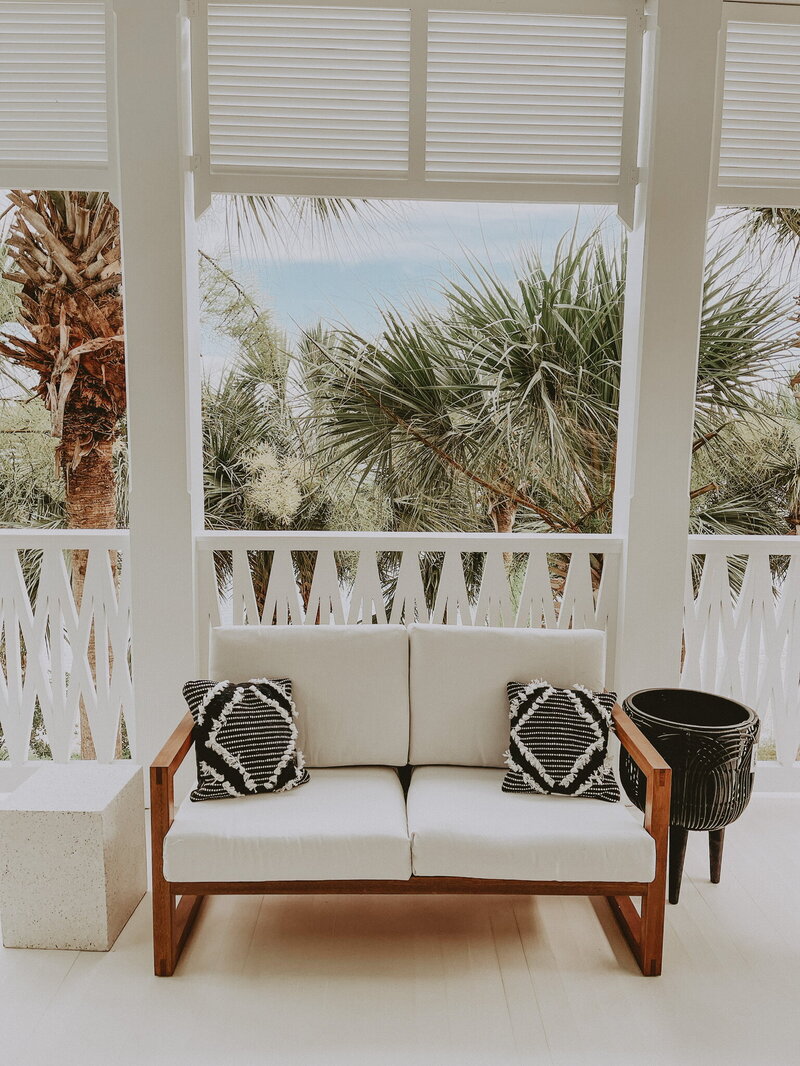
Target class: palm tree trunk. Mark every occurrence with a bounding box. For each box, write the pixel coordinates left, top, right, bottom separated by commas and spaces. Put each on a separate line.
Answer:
62, 434, 116, 529
62, 431, 117, 759
489, 497, 516, 534
489, 496, 517, 567
295, 550, 316, 615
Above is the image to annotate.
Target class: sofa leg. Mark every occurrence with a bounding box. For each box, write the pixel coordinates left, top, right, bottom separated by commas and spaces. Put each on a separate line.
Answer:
638, 883, 665, 976
152, 872, 177, 976
608, 888, 664, 977
153, 872, 203, 977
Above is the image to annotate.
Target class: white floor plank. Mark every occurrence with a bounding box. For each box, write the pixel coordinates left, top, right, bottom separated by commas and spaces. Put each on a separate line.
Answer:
4, 794, 800, 1066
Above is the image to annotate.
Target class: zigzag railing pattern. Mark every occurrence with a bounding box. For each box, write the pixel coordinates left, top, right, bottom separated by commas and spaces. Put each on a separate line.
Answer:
0, 530, 132, 764
196, 531, 623, 682
5, 530, 795, 770
684, 536, 800, 767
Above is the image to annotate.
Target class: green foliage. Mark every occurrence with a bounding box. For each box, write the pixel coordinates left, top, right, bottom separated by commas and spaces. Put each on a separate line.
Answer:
0, 248, 31, 396
0, 248, 20, 327
200, 255, 392, 605
690, 388, 800, 537
219, 195, 381, 257
310, 232, 795, 538
738, 207, 800, 257
0, 398, 64, 527
0, 397, 128, 529
200, 255, 390, 537
689, 208, 800, 542
696, 241, 791, 424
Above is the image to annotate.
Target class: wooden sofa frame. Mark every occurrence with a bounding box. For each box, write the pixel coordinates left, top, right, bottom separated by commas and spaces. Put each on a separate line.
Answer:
151, 703, 671, 977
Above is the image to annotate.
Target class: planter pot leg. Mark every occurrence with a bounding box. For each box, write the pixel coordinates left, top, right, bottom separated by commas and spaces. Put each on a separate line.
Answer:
668, 825, 688, 905
709, 828, 725, 884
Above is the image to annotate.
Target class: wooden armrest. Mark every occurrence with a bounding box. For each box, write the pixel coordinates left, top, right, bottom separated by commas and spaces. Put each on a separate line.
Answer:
150, 712, 194, 851
612, 703, 670, 781
151, 712, 194, 780
612, 703, 671, 841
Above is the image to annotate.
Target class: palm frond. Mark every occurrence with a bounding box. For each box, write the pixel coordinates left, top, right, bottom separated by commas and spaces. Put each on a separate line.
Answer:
220, 195, 388, 258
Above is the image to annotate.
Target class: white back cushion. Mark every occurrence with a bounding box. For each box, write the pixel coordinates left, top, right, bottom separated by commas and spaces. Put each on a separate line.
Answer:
409, 624, 606, 766
209, 625, 409, 767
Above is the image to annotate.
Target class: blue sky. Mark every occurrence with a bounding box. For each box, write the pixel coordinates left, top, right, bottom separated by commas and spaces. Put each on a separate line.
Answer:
198, 199, 618, 361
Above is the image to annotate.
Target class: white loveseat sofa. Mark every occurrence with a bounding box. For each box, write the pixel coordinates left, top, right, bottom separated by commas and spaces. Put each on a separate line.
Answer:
151, 624, 670, 977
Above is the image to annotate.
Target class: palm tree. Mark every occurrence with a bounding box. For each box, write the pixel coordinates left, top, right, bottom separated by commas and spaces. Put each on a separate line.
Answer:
0, 397, 63, 528
0, 191, 369, 755
0, 191, 125, 757
0, 191, 371, 527
311, 232, 791, 539
200, 257, 389, 612
691, 392, 800, 538
741, 208, 800, 252
308, 230, 793, 610
735, 207, 800, 529
0, 191, 124, 528
0, 250, 20, 329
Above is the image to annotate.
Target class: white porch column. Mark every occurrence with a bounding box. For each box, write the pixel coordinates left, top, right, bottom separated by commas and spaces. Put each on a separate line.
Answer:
612, 0, 724, 694
113, 0, 204, 765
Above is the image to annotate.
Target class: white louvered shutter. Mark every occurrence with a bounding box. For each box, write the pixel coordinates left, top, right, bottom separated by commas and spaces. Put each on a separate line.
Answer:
425, 11, 628, 182
718, 18, 800, 193
208, 4, 411, 172
201, 1, 640, 203
0, 1, 109, 166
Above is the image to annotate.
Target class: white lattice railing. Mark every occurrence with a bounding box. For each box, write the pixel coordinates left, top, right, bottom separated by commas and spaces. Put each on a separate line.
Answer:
4, 528, 797, 776
196, 530, 623, 679
0, 530, 132, 765
684, 536, 800, 768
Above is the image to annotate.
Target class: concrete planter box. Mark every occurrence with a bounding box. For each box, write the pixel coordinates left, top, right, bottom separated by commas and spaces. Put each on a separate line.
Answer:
0, 762, 146, 950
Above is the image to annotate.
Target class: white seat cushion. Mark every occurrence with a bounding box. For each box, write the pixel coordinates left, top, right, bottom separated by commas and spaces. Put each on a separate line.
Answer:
209, 624, 409, 766
164, 767, 412, 882
407, 766, 655, 883
409, 624, 607, 766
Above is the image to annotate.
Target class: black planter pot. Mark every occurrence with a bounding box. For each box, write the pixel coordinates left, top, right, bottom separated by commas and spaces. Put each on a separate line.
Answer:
619, 688, 760, 904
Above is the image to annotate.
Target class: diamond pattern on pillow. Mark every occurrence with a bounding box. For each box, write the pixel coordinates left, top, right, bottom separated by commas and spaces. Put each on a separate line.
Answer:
183, 678, 309, 802
502, 680, 620, 802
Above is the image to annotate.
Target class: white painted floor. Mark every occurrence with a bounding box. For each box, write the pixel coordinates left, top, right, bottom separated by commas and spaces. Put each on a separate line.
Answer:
2, 795, 799, 1066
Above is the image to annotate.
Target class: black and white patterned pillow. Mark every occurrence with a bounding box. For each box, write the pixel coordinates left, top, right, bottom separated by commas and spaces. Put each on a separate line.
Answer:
502, 680, 620, 802
183, 678, 309, 802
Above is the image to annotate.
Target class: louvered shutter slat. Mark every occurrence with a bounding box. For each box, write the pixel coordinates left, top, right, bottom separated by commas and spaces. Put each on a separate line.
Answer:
719, 19, 800, 190
0, 0, 108, 166
208, 3, 411, 173
425, 11, 627, 181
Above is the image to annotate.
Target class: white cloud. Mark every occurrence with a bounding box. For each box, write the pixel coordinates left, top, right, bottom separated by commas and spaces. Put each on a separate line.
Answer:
198, 195, 615, 268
